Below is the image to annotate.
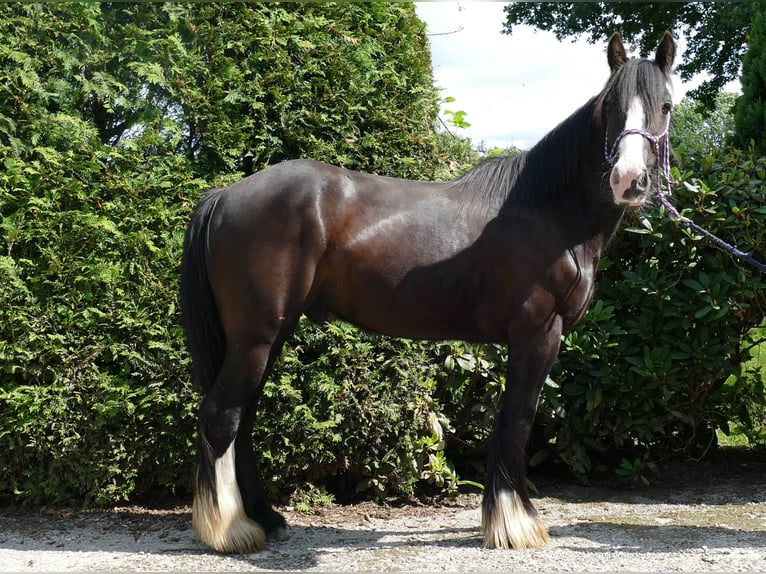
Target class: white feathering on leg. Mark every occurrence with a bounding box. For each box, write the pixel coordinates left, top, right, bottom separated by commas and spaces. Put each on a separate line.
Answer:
481, 489, 550, 550
192, 442, 266, 554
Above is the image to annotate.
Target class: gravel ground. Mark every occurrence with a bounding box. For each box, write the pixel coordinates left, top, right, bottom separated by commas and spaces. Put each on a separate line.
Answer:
2, 459, 765, 571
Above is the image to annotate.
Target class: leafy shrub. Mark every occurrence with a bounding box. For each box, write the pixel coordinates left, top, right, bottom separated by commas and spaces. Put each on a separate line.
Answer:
0, 2, 473, 506
534, 146, 766, 476
258, 320, 458, 502
733, 3, 766, 154
0, 134, 202, 504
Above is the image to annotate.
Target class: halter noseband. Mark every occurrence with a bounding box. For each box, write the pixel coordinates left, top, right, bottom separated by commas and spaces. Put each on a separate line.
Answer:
604, 109, 673, 193
605, 108, 766, 273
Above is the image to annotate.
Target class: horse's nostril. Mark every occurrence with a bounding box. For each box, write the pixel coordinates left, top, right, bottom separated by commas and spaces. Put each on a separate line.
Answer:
630, 171, 650, 194
622, 172, 651, 204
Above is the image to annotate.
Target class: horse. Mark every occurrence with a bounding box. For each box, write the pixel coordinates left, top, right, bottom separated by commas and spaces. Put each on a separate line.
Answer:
180, 31, 676, 553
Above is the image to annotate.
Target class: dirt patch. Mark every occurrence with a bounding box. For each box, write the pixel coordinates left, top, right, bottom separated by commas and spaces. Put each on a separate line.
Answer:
2, 457, 765, 571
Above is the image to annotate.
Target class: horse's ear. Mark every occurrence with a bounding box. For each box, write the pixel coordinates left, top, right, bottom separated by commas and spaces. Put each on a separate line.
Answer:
607, 32, 627, 72
655, 31, 676, 74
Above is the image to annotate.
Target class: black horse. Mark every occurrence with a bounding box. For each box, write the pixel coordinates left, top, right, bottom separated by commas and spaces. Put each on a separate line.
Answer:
181, 32, 676, 553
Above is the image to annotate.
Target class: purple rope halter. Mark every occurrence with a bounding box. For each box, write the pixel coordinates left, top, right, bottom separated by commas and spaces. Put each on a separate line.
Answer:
605, 110, 672, 188
605, 109, 766, 273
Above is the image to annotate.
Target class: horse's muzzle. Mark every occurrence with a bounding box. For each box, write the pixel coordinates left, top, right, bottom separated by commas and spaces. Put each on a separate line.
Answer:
622, 172, 650, 206
610, 165, 650, 207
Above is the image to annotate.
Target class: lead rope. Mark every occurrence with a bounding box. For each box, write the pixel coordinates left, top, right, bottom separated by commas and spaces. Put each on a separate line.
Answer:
606, 112, 766, 273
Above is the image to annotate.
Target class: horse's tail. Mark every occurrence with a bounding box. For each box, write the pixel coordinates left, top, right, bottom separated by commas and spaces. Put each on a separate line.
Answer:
180, 188, 226, 393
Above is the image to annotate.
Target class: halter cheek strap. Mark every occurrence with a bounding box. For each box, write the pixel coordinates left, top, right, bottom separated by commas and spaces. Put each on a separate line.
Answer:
604, 110, 673, 193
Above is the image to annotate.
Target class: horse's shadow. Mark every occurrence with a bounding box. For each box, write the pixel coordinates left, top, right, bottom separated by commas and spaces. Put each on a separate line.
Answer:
548, 521, 766, 554
233, 523, 481, 570
2, 499, 763, 570
229, 519, 766, 570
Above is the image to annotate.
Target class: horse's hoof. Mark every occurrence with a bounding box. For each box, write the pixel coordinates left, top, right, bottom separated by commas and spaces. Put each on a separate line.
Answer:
481, 490, 550, 550
270, 525, 289, 542
192, 490, 267, 554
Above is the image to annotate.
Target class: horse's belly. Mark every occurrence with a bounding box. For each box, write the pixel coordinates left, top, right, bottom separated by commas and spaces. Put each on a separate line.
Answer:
308, 267, 509, 343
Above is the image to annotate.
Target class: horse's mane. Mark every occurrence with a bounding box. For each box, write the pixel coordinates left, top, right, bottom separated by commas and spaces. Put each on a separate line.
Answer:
454, 57, 668, 216
453, 97, 602, 214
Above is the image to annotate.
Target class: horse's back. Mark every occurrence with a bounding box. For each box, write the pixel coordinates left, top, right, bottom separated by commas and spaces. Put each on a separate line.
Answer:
209, 158, 469, 262
203, 159, 501, 339
212, 158, 428, 228
214, 159, 336, 220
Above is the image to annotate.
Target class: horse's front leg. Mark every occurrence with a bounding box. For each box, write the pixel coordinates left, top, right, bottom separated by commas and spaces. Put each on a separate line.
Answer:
482, 314, 563, 550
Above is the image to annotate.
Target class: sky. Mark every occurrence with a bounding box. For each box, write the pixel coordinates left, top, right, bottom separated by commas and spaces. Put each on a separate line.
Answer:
414, 2, 689, 151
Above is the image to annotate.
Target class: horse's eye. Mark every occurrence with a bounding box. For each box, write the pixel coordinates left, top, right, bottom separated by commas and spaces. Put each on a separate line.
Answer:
662, 102, 672, 115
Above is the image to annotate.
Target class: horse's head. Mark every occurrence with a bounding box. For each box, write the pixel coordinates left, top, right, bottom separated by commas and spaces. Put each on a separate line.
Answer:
599, 31, 675, 207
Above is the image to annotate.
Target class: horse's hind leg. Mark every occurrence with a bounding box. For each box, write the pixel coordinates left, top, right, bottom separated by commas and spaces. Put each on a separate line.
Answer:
482, 316, 563, 550
235, 348, 291, 540
193, 342, 284, 554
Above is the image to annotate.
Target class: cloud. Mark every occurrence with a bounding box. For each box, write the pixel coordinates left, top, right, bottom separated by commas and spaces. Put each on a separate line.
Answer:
415, 2, 690, 150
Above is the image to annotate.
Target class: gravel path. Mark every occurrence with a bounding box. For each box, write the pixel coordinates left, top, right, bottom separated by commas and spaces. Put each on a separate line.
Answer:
2, 469, 765, 572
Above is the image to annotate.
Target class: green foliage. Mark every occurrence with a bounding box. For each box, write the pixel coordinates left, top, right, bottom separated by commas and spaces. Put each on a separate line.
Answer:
537, 146, 766, 478
0, 2, 444, 179
735, 3, 766, 154
432, 96, 480, 180
257, 319, 461, 500
1, 0, 764, 509
0, 5, 210, 499
502, 2, 754, 107
433, 342, 506, 465
0, 138, 202, 504
115, 1, 442, 179
441, 96, 472, 131
671, 93, 737, 159
615, 457, 653, 486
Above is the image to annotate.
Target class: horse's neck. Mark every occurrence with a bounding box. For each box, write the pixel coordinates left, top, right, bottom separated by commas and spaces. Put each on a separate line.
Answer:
513, 101, 605, 205
520, 116, 626, 255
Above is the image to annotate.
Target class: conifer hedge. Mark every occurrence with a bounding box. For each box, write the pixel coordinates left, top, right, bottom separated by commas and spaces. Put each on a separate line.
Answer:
0, 3, 763, 507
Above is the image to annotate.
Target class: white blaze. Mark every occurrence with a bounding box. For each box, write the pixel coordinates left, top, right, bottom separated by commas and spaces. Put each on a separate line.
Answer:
610, 96, 647, 205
